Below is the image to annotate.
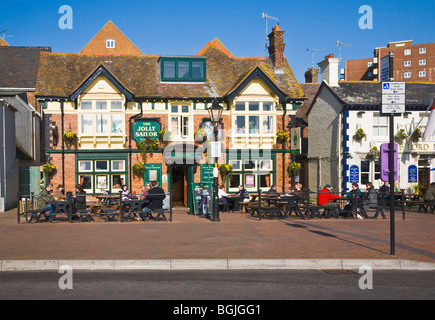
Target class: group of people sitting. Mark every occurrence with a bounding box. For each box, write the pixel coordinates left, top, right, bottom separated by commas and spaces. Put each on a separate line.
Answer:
217, 183, 304, 210
37, 181, 166, 221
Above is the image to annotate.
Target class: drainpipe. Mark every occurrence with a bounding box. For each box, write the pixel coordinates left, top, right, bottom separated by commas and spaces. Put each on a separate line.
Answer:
128, 100, 143, 191
61, 99, 65, 187
282, 100, 287, 193
2, 103, 6, 210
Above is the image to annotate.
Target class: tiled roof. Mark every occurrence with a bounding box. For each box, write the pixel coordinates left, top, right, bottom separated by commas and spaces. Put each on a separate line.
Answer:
36, 39, 305, 101
0, 46, 51, 89
332, 82, 435, 107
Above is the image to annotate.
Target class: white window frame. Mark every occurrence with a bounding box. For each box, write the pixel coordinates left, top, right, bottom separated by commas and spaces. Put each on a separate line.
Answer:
404, 72, 411, 79
232, 101, 276, 137
373, 113, 389, 139
169, 104, 192, 139
79, 100, 125, 137
419, 59, 426, 66
419, 47, 426, 54
404, 61, 411, 67
106, 38, 115, 49
404, 49, 411, 56
419, 71, 426, 77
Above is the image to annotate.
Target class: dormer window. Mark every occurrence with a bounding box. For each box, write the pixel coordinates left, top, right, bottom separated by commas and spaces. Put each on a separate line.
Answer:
106, 38, 115, 49
160, 57, 206, 82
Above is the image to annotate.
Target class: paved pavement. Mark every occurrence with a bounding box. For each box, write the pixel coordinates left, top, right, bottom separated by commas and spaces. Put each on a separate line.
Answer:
1, 207, 434, 270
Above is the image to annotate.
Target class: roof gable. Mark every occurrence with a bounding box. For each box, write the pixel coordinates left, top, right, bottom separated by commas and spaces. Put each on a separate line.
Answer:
79, 20, 143, 55
70, 63, 133, 100
227, 66, 287, 101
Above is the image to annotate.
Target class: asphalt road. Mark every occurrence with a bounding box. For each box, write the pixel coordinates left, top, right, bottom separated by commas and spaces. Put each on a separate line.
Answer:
0, 270, 433, 302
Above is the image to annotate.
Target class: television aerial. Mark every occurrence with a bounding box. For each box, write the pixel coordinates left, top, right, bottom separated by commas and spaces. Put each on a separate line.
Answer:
261, 12, 279, 50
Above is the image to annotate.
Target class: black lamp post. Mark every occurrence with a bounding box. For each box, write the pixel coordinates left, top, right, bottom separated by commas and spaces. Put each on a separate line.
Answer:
208, 99, 223, 222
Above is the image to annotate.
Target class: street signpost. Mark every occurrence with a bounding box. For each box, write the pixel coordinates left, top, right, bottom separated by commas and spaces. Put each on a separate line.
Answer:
381, 81, 405, 255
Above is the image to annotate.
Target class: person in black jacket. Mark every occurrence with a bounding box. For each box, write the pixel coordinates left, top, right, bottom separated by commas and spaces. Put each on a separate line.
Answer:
141, 181, 166, 220
74, 184, 87, 211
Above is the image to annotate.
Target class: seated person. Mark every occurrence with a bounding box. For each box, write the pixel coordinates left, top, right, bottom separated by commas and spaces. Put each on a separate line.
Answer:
236, 184, 250, 202
74, 184, 87, 211
267, 184, 278, 194
218, 185, 229, 204
364, 182, 378, 211
424, 182, 435, 211
291, 183, 303, 199
141, 181, 166, 220
37, 183, 55, 218
317, 184, 340, 212
54, 184, 65, 200
343, 183, 362, 218
121, 184, 131, 200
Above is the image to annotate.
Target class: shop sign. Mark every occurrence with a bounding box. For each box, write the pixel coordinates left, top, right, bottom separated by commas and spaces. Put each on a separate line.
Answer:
399, 142, 435, 153
132, 119, 160, 143
349, 165, 359, 183
408, 165, 417, 183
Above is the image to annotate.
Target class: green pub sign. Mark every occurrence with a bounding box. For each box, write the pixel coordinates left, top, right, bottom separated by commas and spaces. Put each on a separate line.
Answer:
132, 119, 161, 143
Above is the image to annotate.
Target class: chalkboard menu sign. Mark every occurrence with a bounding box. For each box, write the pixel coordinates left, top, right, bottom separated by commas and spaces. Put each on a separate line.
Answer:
191, 183, 212, 215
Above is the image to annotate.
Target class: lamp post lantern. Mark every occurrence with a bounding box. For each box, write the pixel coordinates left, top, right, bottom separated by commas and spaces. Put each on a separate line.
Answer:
208, 99, 223, 222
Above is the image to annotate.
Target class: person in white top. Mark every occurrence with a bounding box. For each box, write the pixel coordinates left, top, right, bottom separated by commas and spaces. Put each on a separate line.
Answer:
218, 185, 229, 207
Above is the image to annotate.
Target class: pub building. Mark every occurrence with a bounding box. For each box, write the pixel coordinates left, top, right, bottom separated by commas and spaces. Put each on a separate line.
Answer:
35, 21, 305, 207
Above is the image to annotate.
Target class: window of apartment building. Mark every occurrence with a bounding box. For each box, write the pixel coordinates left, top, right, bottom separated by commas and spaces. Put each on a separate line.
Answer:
233, 102, 275, 135
404, 49, 411, 56
160, 57, 206, 82
419, 71, 426, 77
170, 105, 191, 138
373, 113, 388, 138
367, 62, 374, 67
79, 100, 125, 136
77, 158, 127, 194
419, 47, 426, 54
106, 39, 115, 49
404, 61, 411, 67
419, 59, 426, 66
404, 72, 411, 79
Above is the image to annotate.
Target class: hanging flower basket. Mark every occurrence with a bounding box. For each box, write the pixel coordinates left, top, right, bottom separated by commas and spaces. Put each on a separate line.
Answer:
395, 129, 408, 141
158, 129, 171, 147
218, 164, 233, 181
42, 162, 56, 179
353, 128, 367, 141
132, 162, 146, 180
138, 138, 160, 163
412, 127, 423, 141
63, 130, 78, 149
367, 146, 380, 159
194, 128, 208, 143
287, 162, 301, 176
276, 130, 289, 148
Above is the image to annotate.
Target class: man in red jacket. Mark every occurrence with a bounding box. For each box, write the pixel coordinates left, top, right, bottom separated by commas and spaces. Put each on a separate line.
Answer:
317, 184, 340, 210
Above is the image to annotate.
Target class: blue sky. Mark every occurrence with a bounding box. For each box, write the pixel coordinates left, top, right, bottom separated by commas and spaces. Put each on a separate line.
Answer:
1, 0, 434, 83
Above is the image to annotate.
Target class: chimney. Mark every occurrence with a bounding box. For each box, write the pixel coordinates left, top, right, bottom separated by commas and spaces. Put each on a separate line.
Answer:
304, 68, 319, 83
268, 24, 286, 73
317, 54, 341, 86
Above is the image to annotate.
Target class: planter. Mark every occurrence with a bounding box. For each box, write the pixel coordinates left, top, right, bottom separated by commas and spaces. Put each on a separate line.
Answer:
132, 162, 146, 180
276, 130, 289, 148
42, 163, 56, 179
353, 128, 367, 141
287, 162, 301, 176
63, 130, 78, 149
